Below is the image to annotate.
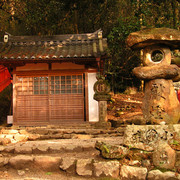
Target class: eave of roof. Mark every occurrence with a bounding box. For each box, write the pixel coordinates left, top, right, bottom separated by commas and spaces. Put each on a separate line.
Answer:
0, 30, 107, 63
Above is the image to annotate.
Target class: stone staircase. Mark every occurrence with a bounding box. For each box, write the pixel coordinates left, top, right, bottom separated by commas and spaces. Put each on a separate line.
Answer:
0, 123, 125, 143
0, 123, 125, 179
0, 124, 180, 180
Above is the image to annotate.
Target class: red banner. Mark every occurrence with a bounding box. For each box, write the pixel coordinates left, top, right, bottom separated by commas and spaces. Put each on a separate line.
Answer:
0, 66, 11, 92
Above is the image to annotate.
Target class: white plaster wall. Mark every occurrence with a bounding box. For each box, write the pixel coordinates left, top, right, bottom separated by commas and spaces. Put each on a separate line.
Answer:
88, 73, 99, 122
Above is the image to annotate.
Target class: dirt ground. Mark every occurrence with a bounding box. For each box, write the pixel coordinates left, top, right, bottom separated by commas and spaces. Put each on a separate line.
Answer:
107, 92, 144, 121
0, 168, 98, 180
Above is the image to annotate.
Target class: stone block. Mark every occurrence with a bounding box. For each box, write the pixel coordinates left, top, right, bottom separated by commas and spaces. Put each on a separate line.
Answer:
59, 157, 76, 174
153, 142, 176, 170
32, 145, 49, 154
19, 130, 28, 134
95, 141, 129, 159
5, 135, 14, 139
93, 161, 119, 178
176, 151, 180, 169
76, 159, 93, 176
0, 157, 5, 167
72, 134, 93, 139
6, 130, 19, 134
34, 156, 61, 171
0, 138, 11, 145
14, 146, 32, 154
0, 157, 9, 167
0, 129, 11, 134
9, 155, 33, 169
120, 165, 147, 180
28, 134, 40, 141
49, 145, 63, 153
3, 146, 14, 153
0, 146, 5, 152
123, 125, 180, 151
34, 128, 49, 135
14, 134, 28, 142
147, 170, 180, 180
0, 135, 5, 138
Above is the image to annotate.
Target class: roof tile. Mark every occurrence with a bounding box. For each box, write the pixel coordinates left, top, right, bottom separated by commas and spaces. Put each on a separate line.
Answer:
0, 30, 107, 62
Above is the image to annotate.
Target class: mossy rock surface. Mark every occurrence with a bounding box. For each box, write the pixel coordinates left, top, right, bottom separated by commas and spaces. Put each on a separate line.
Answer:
126, 28, 180, 49
95, 141, 129, 159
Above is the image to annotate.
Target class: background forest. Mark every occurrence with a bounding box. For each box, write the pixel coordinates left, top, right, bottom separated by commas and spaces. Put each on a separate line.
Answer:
0, 0, 180, 92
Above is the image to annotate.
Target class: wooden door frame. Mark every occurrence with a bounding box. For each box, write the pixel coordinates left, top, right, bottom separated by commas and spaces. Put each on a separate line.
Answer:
13, 71, 89, 125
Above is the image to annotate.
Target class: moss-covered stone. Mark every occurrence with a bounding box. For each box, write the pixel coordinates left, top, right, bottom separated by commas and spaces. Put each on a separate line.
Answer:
95, 141, 129, 159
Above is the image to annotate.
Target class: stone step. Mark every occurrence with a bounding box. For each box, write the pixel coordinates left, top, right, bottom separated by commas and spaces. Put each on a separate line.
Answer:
0, 126, 125, 145
0, 137, 123, 155
0, 126, 125, 135
0, 154, 119, 178
1, 154, 180, 180
0, 137, 123, 179
11, 122, 96, 129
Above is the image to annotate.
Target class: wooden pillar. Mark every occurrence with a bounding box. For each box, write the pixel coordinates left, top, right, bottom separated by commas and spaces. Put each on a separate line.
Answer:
13, 74, 17, 124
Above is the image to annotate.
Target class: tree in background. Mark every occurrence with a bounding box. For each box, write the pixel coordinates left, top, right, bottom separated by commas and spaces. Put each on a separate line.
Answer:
0, 0, 180, 93
107, 16, 141, 93
107, 0, 180, 93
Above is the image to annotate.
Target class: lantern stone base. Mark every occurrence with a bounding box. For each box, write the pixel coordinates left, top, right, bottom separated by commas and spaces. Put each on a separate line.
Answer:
123, 124, 180, 151
94, 121, 111, 129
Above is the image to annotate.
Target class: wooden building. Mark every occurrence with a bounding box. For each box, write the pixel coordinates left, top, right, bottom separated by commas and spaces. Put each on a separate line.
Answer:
0, 30, 107, 126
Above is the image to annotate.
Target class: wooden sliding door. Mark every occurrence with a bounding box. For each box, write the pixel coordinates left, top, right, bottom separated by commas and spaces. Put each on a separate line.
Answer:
15, 74, 84, 125
49, 74, 84, 123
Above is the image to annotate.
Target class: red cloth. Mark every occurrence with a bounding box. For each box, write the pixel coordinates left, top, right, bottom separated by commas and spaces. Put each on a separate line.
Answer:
0, 66, 11, 92
178, 89, 180, 102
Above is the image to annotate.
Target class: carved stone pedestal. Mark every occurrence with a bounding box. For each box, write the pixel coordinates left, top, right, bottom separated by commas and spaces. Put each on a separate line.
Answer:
94, 100, 111, 129
93, 76, 111, 129
123, 124, 180, 151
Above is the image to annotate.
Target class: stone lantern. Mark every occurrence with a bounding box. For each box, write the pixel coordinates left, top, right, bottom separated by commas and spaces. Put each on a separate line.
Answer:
126, 28, 180, 124
93, 75, 111, 128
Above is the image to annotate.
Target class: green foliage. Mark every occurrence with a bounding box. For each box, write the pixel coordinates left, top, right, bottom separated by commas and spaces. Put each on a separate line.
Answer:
0, 0, 120, 35
0, 85, 12, 125
106, 0, 180, 92
106, 16, 141, 93
103, 144, 110, 153
45, 172, 52, 175
171, 140, 179, 145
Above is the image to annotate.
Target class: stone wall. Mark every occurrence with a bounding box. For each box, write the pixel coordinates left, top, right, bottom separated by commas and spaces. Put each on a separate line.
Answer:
94, 124, 180, 179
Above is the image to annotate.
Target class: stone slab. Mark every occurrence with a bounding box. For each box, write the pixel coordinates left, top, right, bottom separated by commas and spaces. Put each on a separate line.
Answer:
120, 165, 147, 180
123, 124, 180, 151
152, 142, 176, 169
76, 159, 93, 176
147, 170, 180, 180
93, 161, 120, 178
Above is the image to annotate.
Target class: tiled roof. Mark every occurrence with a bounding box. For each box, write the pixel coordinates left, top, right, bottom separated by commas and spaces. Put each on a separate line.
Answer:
0, 30, 107, 62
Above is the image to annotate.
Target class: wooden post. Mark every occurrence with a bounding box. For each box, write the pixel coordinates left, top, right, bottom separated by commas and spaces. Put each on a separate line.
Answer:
13, 74, 17, 124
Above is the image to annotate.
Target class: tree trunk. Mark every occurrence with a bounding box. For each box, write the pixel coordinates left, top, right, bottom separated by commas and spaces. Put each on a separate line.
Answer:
171, 0, 179, 29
